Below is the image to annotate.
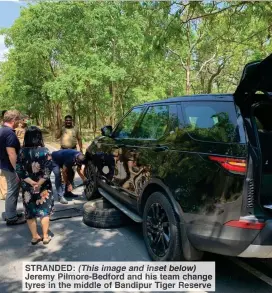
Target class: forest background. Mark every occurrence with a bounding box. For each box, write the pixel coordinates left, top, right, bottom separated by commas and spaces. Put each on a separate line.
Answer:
0, 1, 271, 142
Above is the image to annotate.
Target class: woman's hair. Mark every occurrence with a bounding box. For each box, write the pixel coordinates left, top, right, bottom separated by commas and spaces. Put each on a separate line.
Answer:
23, 126, 45, 148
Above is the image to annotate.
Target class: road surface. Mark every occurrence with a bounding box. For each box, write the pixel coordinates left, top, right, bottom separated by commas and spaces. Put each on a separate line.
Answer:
0, 145, 272, 293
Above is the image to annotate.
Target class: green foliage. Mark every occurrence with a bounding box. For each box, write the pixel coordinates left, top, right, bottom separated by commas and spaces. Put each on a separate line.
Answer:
0, 1, 272, 131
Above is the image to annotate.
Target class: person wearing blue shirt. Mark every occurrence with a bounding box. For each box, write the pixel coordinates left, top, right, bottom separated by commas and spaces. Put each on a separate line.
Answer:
0, 110, 26, 225
0, 110, 7, 200
52, 149, 87, 204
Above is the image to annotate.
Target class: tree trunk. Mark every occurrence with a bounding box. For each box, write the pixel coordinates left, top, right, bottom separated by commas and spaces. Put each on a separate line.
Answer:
110, 82, 116, 126
72, 102, 76, 122
97, 108, 106, 126
167, 86, 174, 97
41, 114, 45, 128
35, 116, 39, 126
92, 98, 97, 138
56, 103, 62, 132
111, 37, 116, 126
78, 111, 82, 134
88, 115, 91, 128
186, 60, 191, 95
207, 65, 224, 93
118, 93, 124, 116
47, 101, 55, 140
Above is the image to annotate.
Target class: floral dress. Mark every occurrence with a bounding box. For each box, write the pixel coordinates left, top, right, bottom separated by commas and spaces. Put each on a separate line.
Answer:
16, 147, 54, 219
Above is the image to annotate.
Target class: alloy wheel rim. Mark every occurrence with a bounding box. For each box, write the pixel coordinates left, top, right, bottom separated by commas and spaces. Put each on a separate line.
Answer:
146, 203, 170, 257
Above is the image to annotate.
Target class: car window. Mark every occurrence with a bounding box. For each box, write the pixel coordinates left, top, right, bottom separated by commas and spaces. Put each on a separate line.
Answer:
135, 105, 169, 139
182, 101, 241, 143
114, 107, 144, 139
169, 104, 180, 132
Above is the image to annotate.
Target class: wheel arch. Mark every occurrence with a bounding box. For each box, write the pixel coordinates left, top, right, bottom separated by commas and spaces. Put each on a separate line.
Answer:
138, 178, 185, 223
139, 178, 203, 261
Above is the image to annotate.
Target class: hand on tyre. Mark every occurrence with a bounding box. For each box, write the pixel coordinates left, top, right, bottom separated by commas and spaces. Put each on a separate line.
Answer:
83, 179, 90, 185
67, 184, 73, 192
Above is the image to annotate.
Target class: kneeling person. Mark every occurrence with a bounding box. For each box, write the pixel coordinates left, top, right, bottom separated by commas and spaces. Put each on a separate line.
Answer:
52, 149, 87, 204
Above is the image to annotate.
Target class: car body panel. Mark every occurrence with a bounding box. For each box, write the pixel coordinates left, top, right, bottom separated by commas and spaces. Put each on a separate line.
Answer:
234, 53, 272, 108
88, 96, 247, 223
85, 80, 272, 258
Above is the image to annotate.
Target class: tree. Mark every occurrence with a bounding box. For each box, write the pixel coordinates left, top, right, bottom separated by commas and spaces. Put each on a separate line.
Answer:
1, 1, 272, 139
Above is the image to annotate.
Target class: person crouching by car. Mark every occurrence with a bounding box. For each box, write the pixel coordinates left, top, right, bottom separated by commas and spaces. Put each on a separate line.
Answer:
51, 149, 87, 204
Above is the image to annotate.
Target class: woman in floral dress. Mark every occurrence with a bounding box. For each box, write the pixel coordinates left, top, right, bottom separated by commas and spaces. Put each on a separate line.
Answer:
16, 126, 54, 245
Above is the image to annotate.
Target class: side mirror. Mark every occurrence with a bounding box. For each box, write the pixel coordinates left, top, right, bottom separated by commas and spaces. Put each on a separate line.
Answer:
101, 125, 113, 137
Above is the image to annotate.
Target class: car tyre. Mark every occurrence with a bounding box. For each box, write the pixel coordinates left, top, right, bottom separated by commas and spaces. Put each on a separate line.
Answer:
84, 161, 100, 200
83, 198, 130, 228
143, 192, 183, 261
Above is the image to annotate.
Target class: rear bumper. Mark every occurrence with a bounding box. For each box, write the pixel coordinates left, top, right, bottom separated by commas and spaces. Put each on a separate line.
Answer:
187, 220, 272, 258
238, 220, 272, 258
238, 245, 272, 258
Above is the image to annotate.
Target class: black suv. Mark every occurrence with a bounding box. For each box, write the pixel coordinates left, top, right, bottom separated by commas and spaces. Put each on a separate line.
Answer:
85, 54, 272, 261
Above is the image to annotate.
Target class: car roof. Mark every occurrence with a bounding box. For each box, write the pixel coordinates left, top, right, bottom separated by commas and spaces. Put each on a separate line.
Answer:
139, 94, 234, 107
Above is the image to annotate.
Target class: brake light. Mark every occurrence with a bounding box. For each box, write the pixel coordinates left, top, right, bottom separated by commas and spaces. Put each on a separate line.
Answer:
208, 156, 247, 174
225, 220, 265, 230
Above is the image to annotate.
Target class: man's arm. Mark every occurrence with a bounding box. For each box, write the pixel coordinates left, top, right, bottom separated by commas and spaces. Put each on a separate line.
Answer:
55, 127, 63, 139
77, 165, 86, 182
76, 129, 83, 152
6, 147, 17, 170
24, 177, 38, 186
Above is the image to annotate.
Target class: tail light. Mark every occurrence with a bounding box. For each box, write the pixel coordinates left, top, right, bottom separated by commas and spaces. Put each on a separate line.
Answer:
208, 156, 247, 174
225, 220, 265, 230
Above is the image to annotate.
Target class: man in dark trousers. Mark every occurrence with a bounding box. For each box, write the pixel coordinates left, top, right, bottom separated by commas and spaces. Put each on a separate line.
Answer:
52, 149, 87, 204
0, 110, 7, 200
0, 110, 26, 225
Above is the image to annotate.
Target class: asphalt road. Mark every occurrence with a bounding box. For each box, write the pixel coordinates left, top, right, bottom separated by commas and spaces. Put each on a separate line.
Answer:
0, 145, 272, 293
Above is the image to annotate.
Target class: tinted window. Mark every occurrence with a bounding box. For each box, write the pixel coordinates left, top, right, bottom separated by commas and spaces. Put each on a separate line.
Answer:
135, 105, 169, 139
114, 107, 144, 138
169, 104, 179, 132
182, 101, 240, 143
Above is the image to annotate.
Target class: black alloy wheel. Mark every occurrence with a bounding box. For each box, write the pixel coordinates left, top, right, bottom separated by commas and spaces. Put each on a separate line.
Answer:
84, 161, 99, 200
146, 202, 170, 257
143, 191, 183, 261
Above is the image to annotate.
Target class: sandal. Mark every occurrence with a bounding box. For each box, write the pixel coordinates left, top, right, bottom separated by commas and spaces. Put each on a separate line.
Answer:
31, 237, 43, 245
43, 236, 52, 245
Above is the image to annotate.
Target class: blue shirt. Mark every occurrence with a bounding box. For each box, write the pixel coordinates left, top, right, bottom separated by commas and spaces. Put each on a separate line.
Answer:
52, 149, 80, 168
0, 125, 20, 172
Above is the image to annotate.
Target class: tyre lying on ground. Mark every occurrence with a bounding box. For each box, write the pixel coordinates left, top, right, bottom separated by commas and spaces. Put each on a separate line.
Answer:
83, 198, 130, 228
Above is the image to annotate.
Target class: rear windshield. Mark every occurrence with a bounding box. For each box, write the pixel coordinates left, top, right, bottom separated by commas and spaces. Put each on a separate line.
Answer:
182, 101, 244, 143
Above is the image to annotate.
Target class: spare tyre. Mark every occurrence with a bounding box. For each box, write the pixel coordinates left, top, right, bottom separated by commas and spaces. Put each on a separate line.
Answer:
83, 198, 130, 228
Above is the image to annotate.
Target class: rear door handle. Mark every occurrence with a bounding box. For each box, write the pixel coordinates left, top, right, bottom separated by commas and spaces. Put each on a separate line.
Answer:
153, 145, 169, 152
